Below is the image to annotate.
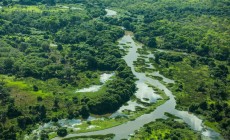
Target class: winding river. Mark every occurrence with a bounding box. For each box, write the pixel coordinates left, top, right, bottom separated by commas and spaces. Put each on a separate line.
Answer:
52, 9, 222, 140
53, 34, 222, 140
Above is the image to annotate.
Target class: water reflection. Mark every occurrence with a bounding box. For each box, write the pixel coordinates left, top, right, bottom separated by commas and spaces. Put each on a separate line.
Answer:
75, 73, 114, 93
60, 34, 222, 140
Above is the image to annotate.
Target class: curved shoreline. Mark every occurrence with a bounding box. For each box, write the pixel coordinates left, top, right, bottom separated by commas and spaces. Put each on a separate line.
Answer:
52, 32, 221, 140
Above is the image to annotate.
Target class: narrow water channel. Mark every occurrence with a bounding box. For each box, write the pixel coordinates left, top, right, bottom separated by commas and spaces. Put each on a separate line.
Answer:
54, 33, 222, 140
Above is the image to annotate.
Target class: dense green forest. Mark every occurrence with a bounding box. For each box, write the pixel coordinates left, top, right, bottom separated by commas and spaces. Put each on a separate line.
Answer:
97, 0, 230, 138
0, 1, 136, 139
0, 0, 229, 139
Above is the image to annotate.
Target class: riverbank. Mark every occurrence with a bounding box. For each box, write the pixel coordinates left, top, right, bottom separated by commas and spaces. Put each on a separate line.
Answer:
53, 30, 222, 140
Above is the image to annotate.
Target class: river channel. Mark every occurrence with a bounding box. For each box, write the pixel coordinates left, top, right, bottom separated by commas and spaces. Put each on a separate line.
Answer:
53, 32, 222, 140
50, 9, 223, 140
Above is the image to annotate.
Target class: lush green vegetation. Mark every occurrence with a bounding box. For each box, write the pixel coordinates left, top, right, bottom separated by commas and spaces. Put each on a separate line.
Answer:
0, 0, 229, 139
153, 50, 230, 138
97, 0, 229, 139
131, 118, 201, 140
0, 2, 136, 139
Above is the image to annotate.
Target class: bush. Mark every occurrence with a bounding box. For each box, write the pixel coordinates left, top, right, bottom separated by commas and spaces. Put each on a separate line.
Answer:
37, 96, 43, 102
57, 127, 68, 137
33, 85, 39, 91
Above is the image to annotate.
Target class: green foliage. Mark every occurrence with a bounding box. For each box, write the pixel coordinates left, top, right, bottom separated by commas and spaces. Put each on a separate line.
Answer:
7, 104, 22, 119
103, 0, 230, 61
40, 131, 49, 140
131, 118, 201, 140
155, 52, 183, 62
17, 116, 33, 129
100, 0, 229, 138
154, 51, 229, 138
57, 127, 68, 137
33, 85, 39, 91
0, 0, 229, 139
0, 3, 135, 139
80, 104, 90, 119
1, 126, 17, 140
